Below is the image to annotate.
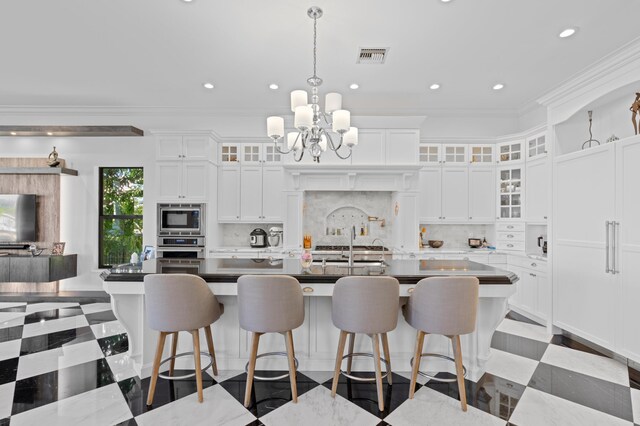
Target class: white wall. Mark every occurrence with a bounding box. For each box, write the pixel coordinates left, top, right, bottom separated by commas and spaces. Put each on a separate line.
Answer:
420, 114, 520, 139
518, 105, 547, 132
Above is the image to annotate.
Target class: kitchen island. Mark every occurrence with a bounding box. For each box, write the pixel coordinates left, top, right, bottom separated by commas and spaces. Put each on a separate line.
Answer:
102, 258, 517, 381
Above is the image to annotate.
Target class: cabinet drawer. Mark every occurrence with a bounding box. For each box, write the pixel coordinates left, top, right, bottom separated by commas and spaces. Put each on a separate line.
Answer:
496, 241, 525, 251
496, 222, 525, 232
497, 231, 525, 242
508, 255, 547, 271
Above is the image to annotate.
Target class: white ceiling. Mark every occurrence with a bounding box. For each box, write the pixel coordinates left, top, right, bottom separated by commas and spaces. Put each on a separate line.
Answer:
1, 0, 639, 116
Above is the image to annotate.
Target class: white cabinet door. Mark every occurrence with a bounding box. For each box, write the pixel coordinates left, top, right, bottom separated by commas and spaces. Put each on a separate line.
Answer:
441, 167, 468, 221
351, 130, 385, 165
508, 265, 525, 310
419, 144, 441, 165
468, 167, 495, 222
616, 139, 640, 360
240, 166, 263, 221
182, 161, 208, 200
262, 166, 284, 221
393, 193, 418, 250
386, 129, 419, 164
156, 161, 182, 200
156, 136, 183, 160
241, 144, 262, 165
469, 145, 495, 165
535, 272, 549, 322
182, 136, 209, 160
418, 167, 442, 222
218, 166, 241, 221
554, 145, 616, 349
442, 145, 467, 165
527, 133, 547, 160
525, 158, 548, 222
497, 140, 524, 164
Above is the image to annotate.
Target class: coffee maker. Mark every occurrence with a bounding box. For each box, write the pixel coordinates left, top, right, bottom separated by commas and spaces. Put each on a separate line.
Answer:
537, 236, 548, 254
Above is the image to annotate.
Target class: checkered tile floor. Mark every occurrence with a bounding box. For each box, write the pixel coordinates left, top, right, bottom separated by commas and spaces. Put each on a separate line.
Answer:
0, 302, 638, 425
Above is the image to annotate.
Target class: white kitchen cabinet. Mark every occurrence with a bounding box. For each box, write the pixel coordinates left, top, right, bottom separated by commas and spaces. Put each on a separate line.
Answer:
218, 166, 242, 221
506, 256, 548, 324
527, 133, 547, 160
261, 166, 284, 221
419, 144, 441, 165
156, 160, 209, 201
385, 129, 419, 164
498, 166, 523, 220
182, 162, 208, 200
157, 135, 211, 160
525, 157, 548, 222
497, 140, 524, 164
156, 161, 182, 200
351, 129, 385, 165
392, 192, 418, 250
468, 167, 495, 222
240, 166, 263, 221
418, 167, 442, 222
441, 167, 469, 221
469, 145, 495, 165
220, 144, 240, 163
442, 145, 467, 165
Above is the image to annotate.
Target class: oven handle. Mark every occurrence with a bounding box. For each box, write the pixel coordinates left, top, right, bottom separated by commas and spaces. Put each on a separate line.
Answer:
157, 247, 205, 252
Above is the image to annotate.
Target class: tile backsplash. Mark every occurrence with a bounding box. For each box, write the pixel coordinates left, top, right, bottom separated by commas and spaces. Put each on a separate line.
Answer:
304, 191, 392, 246
419, 224, 495, 249
220, 223, 282, 247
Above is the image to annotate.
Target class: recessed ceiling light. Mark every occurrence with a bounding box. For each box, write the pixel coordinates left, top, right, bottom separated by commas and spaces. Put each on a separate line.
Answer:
47, 132, 53, 136
269, 83, 279, 90
182, 0, 193, 2
492, 83, 505, 91
203, 82, 214, 89
559, 28, 577, 38
430, 83, 440, 90
441, 0, 453, 2
10, 132, 16, 136
349, 83, 359, 90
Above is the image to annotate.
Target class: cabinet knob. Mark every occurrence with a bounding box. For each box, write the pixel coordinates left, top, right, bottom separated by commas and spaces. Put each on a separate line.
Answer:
530, 273, 537, 277
469, 217, 472, 219
531, 263, 537, 267
544, 216, 548, 219
507, 244, 514, 247
507, 234, 514, 238
303, 287, 314, 293
408, 288, 415, 294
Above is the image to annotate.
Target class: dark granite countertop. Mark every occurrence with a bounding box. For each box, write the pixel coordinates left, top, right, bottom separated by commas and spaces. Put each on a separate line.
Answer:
101, 258, 517, 285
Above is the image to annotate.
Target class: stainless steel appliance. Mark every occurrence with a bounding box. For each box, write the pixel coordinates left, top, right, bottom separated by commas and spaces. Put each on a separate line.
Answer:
156, 236, 205, 259
468, 238, 482, 248
267, 226, 283, 247
250, 228, 267, 248
157, 203, 205, 236
538, 236, 548, 254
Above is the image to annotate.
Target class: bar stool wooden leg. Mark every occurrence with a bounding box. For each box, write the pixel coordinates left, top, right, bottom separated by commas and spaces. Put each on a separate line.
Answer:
244, 332, 261, 408
331, 330, 348, 397
381, 332, 392, 386
346, 333, 356, 374
409, 330, 426, 399
204, 325, 218, 376
169, 332, 178, 377
285, 330, 298, 403
191, 330, 204, 403
147, 331, 168, 406
371, 333, 385, 412
451, 335, 467, 411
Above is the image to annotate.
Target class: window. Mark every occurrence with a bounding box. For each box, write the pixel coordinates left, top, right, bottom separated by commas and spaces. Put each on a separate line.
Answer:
99, 167, 143, 268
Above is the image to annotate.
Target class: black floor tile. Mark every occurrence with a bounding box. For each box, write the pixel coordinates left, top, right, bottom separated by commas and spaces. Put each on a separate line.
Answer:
0, 418, 9, 426
377, 421, 391, 426
20, 326, 95, 355
119, 370, 216, 417
629, 366, 640, 390
0, 357, 18, 385
321, 372, 414, 419
0, 326, 24, 343
97, 333, 129, 357
11, 358, 115, 416
220, 371, 319, 418
550, 334, 610, 358
85, 310, 117, 325
506, 311, 543, 326
491, 331, 549, 361
244, 421, 265, 426
528, 362, 633, 422
0, 306, 26, 313
23, 307, 84, 325
114, 418, 138, 426
425, 371, 526, 421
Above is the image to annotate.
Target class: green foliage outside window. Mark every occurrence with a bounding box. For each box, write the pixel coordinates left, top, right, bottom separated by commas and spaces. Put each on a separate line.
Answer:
99, 168, 143, 268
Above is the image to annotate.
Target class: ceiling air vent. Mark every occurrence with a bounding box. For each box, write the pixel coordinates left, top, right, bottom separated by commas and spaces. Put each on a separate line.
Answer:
357, 48, 389, 64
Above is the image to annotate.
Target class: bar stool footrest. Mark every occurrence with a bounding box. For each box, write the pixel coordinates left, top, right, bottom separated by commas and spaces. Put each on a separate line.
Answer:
244, 352, 299, 381
340, 352, 390, 382
409, 352, 467, 383
158, 351, 214, 380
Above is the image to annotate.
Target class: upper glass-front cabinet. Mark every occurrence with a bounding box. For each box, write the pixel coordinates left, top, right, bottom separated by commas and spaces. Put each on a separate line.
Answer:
499, 167, 523, 219
443, 145, 467, 164
419, 144, 441, 164
264, 145, 282, 163
220, 143, 283, 164
469, 145, 494, 164
220, 144, 239, 163
527, 133, 547, 159
497, 140, 523, 163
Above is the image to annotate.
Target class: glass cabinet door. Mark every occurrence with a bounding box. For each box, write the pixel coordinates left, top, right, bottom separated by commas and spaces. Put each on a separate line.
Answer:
498, 141, 523, 162
220, 144, 239, 163
443, 145, 467, 164
528, 135, 547, 159
264, 145, 282, 163
243, 145, 261, 163
470, 145, 494, 164
499, 167, 522, 218
419, 144, 441, 164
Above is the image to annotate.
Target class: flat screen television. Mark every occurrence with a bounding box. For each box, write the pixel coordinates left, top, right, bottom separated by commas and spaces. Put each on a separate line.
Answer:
0, 194, 37, 243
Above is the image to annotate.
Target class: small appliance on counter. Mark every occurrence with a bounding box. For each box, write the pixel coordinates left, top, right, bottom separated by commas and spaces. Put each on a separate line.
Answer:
267, 226, 283, 247
428, 240, 443, 249
250, 228, 268, 248
468, 238, 482, 249
538, 236, 548, 254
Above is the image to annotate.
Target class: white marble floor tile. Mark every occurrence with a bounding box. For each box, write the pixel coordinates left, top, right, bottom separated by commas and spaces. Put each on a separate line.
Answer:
80, 303, 112, 315
0, 382, 15, 419
630, 388, 640, 424
0, 339, 21, 361
106, 353, 138, 382
22, 315, 88, 338
10, 383, 133, 426
496, 318, 552, 343
17, 340, 104, 380
90, 320, 126, 339
484, 348, 539, 385
211, 369, 244, 383
0, 302, 26, 309
385, 386, 506, 426
135, 384, 256, 426
0, 312, 27, 329
260, 385, 380, 426
25, 302, 79, 314
540, 344, 628, 387
302, 370, 336, 385
509, 387, 632, 426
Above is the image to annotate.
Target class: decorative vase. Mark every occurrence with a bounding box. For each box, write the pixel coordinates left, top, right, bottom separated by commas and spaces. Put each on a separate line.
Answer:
300, 249, 313, 269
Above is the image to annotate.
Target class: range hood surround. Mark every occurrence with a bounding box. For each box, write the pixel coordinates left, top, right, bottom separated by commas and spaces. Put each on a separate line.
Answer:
283, 165, 420, 192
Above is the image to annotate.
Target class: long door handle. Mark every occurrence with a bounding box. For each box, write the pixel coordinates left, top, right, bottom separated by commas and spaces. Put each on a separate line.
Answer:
605, 220, 611, 274
612, 221, 620, 274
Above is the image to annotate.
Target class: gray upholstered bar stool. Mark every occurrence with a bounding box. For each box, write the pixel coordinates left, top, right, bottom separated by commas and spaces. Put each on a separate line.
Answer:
330, 276, 400, 412
403, 276, 479, 411
144, 274, 223, 404
237, 275, 304, 408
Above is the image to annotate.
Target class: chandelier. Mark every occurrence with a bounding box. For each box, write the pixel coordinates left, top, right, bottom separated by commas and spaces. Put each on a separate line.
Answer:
266, 6, 358, 163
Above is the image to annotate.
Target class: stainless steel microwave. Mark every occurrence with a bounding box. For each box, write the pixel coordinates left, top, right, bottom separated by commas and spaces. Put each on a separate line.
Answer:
157, 203, 205, 236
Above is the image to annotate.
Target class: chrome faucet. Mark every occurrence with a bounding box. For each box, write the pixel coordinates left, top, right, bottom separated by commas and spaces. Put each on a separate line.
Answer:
371, 238, 388, 265
348, 225, 356, 267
